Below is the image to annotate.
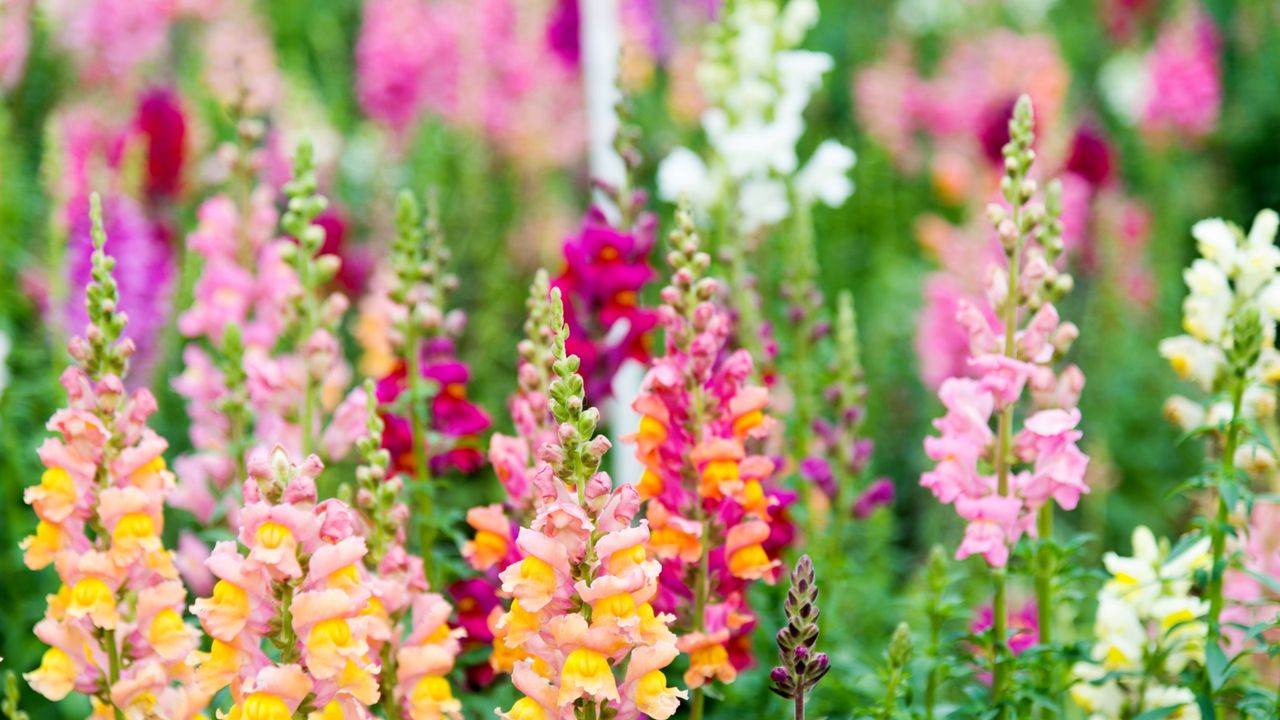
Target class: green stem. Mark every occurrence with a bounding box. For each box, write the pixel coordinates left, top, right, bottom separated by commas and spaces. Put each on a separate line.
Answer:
103, 628, 124, 720
690, 688, 706, 720
379, 638, 403, 720
404, 322, 437, 586
1035, 504, 1056, 718
278, 583, 299, 664
1206, 374, 1244, 712
989, 209, 1024, 719
925, 608, 940, 720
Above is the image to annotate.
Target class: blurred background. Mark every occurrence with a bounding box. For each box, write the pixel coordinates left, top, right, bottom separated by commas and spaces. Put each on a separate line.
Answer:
1, 0, 1277, 716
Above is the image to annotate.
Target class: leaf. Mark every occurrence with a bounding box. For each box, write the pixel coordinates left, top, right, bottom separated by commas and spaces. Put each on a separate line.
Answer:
1206, 641, 1229, 691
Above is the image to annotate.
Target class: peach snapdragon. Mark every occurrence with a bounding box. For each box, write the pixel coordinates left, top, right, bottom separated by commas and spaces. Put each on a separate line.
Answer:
189, 447, 380, 718
492, 286, 685, 720
23, 195, 203, 719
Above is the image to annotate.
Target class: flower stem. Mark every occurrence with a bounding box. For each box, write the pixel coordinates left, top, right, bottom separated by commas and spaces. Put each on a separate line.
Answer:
404, 320, 437, 586
379, 639, 403, 720
794, 693, 805, 720
103, 628, 124, 720
1035, 504, 1056, 716
1206, 374, 1244, 710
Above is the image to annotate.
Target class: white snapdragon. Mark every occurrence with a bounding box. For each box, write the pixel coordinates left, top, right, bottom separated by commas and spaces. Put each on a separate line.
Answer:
657, 0, 856, 233
1160, 210, 1280, 393
1070, 527, 1209, 720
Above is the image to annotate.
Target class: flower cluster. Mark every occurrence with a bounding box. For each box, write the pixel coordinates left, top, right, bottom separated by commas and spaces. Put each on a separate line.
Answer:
491, 284, 685, 719
1099, 7, 1221, 143
349, 383, 466, 720
1159, 209, 1280, 430
769, 556, 831, 705
190, 447, 382, 718
920, 97, 1090, 568
172, 139, 357, 529
1070, 527, 1209, 719
628, 206, 792, 689
657, 0, 856, 234
551, 196, 658, 405
364, 192, 491, 478
355, 0, 585, 169
23, 196, 203, 718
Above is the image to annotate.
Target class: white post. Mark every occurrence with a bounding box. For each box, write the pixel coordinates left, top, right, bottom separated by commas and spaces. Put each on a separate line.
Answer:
580, 0, 643, 486
580, 0, 625, 192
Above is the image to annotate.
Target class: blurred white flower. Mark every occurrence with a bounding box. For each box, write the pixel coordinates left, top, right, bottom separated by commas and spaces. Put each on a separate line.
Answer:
778, 0, 820, 45
737, 178, 790, 234
657, 147, 716, 208
795, 139, 856, 208
658, 0, 850, 234
1099, 52, 1148, 126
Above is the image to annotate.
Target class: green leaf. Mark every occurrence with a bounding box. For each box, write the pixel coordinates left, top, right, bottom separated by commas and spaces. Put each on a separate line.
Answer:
1206, 641, 1229, 691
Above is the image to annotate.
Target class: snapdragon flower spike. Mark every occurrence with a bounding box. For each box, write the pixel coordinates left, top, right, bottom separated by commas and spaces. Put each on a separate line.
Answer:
458, 272, 558, 683
919, 96, 1090, 568
347, 378, 465, 720
280, 140, 356, 460
627, 204, 790, 690
770, 556, 830, 705
800, 291, 884, 515
190, 446, 383, 718
1159, 209, 1280, 464
492, 286, 685, 719
369, 191, 491, 478
23, 194, 204, 718
1069, 527, 1210, 719
657, 0, 856, 234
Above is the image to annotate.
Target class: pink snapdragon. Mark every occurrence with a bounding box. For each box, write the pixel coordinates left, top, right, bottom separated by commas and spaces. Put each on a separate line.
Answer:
491, 285, 684, 719
552, 201, 659, 404
23, 196, 204, 718
1222, 502, 1280, 683
626, 207, 791, 690
920, 97, 1090, 570
355, 0, 585, 168
1141, 8, 1221, 142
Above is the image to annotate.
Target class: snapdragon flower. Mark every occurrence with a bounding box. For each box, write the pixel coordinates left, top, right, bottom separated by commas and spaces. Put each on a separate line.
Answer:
190, 447, 382, 718
491, 284, 685, 719
172, 136, 356, 532
656, 0, 855, 234
348, 382, 465, 720
1069, 527, 1209, 720
627, 206, 793, 705
23, 196, 203, 719
920, 97, 1089, 569
917, 97, 1089, 714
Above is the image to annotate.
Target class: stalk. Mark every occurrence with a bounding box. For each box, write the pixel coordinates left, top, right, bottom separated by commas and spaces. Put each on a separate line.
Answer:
379, 640, 404, 720
404, 316, 436, 583
1205, 373, 1244, 713
103, 628, 124, 720
1035, 503, 1056, 716
794, 694, 805, 720
989, 186, 1025, 720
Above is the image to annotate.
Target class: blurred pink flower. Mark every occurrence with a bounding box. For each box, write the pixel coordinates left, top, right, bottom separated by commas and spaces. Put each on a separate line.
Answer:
0, 0, 31, 90
1142, 8, 1221, 141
